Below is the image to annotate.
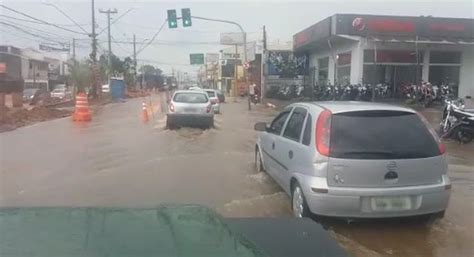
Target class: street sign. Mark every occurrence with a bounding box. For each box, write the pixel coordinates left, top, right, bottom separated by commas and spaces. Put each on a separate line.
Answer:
222, 53, 240, 59
190, 53, 204, 65
39, 43, 70, 52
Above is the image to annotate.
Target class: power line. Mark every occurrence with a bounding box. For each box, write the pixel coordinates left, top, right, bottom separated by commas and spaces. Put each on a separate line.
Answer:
0, 4, 88, 35
0, 19, 72, 41
116, 21, 260, 34
0, 14, 90, 27
0, 21, 67, 45
110, 40, 221, 45
111, 35, 132, 55
43, 2, 89, 34
97, 7, 134, 36
136, 19, 167, 55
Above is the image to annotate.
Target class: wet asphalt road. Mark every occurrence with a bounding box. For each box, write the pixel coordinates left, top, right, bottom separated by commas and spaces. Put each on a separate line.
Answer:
1, 95, 473, 257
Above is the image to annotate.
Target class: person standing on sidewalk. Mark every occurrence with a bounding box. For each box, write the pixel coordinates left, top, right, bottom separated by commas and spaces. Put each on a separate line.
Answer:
249, 83, 257, 104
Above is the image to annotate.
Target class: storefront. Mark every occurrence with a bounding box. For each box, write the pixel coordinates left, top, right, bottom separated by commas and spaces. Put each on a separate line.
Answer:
293, 14, 474, 97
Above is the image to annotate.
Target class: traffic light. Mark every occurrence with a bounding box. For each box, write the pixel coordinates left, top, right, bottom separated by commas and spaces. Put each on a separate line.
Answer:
167, 9, 178, 28
181, 8, 192, 27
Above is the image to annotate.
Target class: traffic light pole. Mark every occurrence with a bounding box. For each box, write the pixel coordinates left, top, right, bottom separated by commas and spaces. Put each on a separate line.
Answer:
191, 16, 251, 111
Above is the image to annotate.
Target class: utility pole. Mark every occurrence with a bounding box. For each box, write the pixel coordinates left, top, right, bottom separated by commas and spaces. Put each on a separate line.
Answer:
90, 0, 98, 96
261, 25, 266, 104
99, 8, 118, 74
133, 34, 137, 85
72, 38, 76, 60
234, 45, 238, 97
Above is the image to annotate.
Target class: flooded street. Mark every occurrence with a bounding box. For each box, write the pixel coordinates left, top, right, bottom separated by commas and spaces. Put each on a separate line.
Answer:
1, 96, 473, 257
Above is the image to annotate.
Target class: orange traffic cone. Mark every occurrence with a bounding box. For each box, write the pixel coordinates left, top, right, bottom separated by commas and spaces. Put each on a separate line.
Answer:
72, 92, 91, 122
141, 101, 149, 122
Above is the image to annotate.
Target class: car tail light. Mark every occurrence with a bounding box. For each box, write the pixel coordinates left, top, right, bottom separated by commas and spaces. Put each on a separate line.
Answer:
169, 103, 175, 113
417, 112, 445, 155
206, 103, 212, 113
315, 110, 332, 156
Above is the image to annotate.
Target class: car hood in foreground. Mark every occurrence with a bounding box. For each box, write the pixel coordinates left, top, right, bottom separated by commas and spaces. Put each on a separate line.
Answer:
0, 205, 348, 257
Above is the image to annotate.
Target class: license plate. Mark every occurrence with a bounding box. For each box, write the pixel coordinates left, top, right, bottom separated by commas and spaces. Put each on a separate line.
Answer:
371, 196, 412, 211
184, 108, 197, 113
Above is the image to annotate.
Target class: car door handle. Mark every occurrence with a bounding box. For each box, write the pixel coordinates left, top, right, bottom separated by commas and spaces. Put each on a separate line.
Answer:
289, 150, 293, 159
272, 142, 275, 150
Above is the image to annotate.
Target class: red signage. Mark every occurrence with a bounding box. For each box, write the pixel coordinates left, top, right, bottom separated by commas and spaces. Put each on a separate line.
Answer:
293, 17, 331, 49
294, 33, 310, 48
334, 14, 473, 39
366, 19, 415, 33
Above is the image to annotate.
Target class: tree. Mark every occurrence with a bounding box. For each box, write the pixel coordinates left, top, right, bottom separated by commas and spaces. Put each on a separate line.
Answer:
138, 64, 164, 90
68, 59, 92, 93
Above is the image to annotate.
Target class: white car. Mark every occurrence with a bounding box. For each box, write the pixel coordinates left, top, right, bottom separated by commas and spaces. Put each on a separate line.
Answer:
204, 89, 221, 114
167, 90, 214, 129
51, 87, 72, 100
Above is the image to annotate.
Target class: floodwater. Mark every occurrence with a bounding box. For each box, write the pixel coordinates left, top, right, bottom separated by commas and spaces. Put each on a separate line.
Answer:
0, 95, 473, 257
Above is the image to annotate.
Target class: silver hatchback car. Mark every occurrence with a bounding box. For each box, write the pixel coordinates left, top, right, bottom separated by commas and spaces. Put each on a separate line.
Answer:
254, 102, 450, 219
167, 90, 214, 128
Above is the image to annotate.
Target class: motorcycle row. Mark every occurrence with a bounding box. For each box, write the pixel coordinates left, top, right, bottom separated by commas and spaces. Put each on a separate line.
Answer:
439, 98, 474, 144
267, 81, 456, 107
400, 81, 456, 107
266, 83, 392, 101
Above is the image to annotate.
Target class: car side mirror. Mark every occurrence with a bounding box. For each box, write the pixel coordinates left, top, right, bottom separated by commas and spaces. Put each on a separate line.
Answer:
254, 122, 268, 132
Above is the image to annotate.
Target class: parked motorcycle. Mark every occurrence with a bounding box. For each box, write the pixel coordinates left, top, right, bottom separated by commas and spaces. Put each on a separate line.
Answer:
418, 81, 436, 107
440, 98, 474, 144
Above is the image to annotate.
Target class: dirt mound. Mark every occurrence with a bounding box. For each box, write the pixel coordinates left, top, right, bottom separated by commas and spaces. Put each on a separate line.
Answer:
0, 106, 72, 132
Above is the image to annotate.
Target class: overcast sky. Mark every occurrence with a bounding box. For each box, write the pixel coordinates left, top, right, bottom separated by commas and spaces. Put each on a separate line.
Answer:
1, 0, 472, 74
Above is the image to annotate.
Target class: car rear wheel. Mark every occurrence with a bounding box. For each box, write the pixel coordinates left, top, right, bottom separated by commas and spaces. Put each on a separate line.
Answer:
166, 119, 175, 130
255, 147, 264, 172
208, 118, 214, 129
291, 183, 311, 218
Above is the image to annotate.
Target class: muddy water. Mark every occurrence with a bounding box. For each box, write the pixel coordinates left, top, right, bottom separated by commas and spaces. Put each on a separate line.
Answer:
1, 96, 473, 257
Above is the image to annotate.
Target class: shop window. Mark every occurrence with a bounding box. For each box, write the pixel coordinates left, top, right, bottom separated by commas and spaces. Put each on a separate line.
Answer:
337, 66, 351, 83
318, 57, 329, 83
429, 66, 460, 85
430, 51, 461, 64
337, 52, 351, 66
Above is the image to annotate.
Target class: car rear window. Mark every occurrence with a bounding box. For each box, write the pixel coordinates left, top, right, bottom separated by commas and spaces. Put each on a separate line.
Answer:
206, 91, 216, 97
330, 111, 440, 159
173, 93, 208, 103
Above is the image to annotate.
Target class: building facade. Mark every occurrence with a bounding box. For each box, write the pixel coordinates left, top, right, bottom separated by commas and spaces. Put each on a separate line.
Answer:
293, 14, 474, 97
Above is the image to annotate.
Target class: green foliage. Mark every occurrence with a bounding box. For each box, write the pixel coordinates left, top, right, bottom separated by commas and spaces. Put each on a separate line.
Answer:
68, 59, 92, 93
139, 65, 162, 76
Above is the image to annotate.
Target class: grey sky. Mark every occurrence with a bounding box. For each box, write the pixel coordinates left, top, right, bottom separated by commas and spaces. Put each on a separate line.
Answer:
1, 0, 472, 75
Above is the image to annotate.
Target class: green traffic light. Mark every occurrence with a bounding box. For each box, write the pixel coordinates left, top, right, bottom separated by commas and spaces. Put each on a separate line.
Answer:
181, 8, 192, 27
167, 9, 178, 28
